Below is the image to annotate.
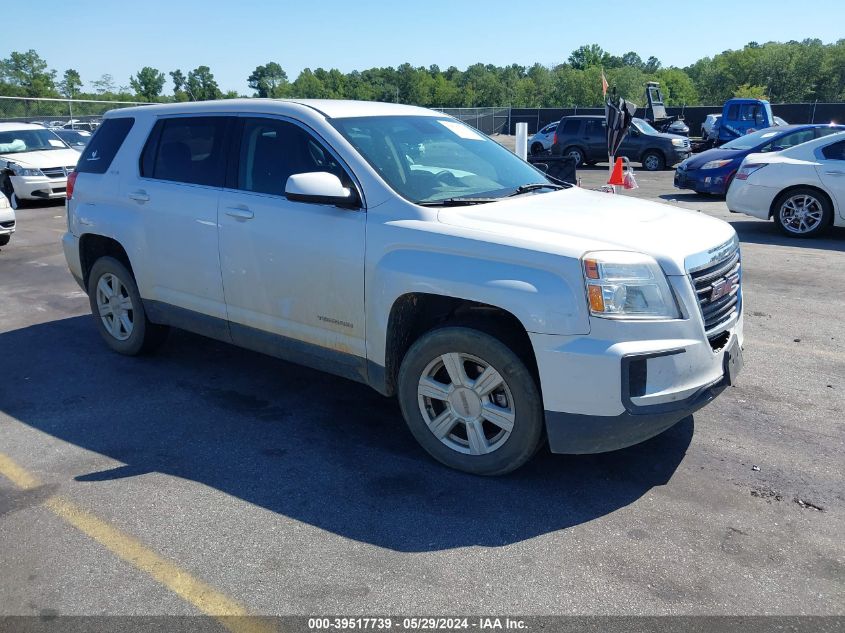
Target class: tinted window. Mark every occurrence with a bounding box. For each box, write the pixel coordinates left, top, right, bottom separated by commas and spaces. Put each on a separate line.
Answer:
585, 120, 605, 137
561, 119, 581, 135
761, 129, 814, 152
816, 127, 843, 139
739, 104, 764, 124
76, 118, 133, 174
822, 140, 845, 161
726, 105, 739, 120
142, 117, 229, 186
237, 118, 347, 196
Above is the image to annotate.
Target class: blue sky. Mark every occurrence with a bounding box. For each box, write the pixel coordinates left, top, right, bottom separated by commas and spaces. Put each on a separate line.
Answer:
6, 0, 844, 94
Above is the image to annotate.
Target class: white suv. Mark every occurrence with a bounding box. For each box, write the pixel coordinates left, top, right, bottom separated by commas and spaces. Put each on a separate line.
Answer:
63, 100, 744, 475
0, 123, 79, 207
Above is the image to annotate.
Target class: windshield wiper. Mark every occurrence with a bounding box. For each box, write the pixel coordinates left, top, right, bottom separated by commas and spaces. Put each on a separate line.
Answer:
419, 197, 500, 207
508, 183, 565, 196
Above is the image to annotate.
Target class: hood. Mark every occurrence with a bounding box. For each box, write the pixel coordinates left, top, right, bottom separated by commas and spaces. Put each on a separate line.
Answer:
0, 148, 80, 169
437, 187, 736, 276
681, 147, 745, 170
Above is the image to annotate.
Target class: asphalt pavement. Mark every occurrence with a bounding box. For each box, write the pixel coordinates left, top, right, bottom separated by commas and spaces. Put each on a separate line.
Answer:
0, 167, 843, 622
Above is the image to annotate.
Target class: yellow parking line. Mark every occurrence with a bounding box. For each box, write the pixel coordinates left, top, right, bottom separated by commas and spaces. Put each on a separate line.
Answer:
0, 452, 274, 633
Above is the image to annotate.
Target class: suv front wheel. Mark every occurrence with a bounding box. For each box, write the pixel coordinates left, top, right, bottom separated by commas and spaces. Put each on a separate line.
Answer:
87, 256, 169, 355
397, 326, 543, 475
641, 150, 666, 171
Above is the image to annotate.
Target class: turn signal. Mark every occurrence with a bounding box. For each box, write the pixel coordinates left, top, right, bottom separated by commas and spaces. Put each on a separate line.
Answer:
587, 285, 605, 312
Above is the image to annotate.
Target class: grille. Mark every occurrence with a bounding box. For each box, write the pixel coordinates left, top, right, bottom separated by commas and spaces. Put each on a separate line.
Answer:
0, 220, 14, 228
41, 166, 74, 179
689, 246, 741, 335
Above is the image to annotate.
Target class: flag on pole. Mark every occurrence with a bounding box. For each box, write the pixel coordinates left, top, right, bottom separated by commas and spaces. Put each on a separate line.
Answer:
601, 70, 609, 97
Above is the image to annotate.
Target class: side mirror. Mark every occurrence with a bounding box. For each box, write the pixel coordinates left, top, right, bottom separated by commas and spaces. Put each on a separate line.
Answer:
285, 172, 360, 209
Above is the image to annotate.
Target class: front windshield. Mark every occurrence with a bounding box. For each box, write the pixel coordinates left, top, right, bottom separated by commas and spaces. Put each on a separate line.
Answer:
0, 128, 68, 154
331, 116, 551, 204
632, 118, 659, 135
721, 127, 782, 150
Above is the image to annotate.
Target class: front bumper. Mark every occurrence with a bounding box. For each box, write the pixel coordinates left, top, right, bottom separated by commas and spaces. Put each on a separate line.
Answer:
674, 168, 733, 194
668, 149, 691, 166
531, 276, 743, 454
11, 175, 68, 200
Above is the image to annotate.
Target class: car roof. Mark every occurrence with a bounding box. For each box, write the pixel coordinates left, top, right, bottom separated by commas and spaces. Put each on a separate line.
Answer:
0, 122, 50, 131
106, 98, 438, 120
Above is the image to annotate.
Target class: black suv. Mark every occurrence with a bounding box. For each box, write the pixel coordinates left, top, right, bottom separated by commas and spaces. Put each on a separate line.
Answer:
551, 115, 691, 171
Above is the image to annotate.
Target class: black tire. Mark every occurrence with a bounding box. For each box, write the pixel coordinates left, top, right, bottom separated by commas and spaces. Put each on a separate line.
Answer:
772, 188, 832, 238
397, 326, 544, 476
530, 142, 544, 156
562, 146, 585, 166
0, 234, 9, 247
86, 256, 169, 355
641, 150, 665, 172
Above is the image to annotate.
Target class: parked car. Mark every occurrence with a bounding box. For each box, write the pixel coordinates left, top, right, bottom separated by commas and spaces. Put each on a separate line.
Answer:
0, 192, 15, 247
64, 99, 743, 475
675, 124, 844, 196
701, 114, 721, 141
529, 122, 558, 155
0, 123, 79, 208
552, 115, 691, 170
54, 129, 92, 152
774, 116, 789, 126
63, 120, 99, 132
727, 131, 845, 237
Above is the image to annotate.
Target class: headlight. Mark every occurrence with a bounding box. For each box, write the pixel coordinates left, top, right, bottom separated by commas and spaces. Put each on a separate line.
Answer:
9, 163, 44, 177
582, 251, 680, 319
671, 138, 686, 147
700, 159, 732, 170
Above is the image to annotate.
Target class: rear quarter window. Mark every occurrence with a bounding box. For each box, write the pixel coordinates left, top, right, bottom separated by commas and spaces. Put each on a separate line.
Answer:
75, 118, 134, 174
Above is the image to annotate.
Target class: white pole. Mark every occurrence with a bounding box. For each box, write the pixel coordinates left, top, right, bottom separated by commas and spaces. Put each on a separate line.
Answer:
515, 122, 528, 160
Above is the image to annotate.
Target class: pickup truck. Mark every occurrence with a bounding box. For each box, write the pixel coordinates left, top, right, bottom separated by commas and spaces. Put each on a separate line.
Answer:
716, 98, 775, 144
63, 99, 744, 475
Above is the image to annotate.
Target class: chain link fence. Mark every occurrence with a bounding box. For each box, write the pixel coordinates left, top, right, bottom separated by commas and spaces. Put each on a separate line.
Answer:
436, 108, 511, 135
0, 96, 151, 124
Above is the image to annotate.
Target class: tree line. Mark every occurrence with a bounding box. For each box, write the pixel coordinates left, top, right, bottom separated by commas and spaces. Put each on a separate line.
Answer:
1, 40, 843, 118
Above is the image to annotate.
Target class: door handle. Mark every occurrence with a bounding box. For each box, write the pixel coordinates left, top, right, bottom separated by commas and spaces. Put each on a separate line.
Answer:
225, 206, 254, 220
128, 190, 149, 202
824, 170, 844, 176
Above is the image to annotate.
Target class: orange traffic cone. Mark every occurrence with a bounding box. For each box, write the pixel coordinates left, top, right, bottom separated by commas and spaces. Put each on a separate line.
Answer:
607, 157, 624, 186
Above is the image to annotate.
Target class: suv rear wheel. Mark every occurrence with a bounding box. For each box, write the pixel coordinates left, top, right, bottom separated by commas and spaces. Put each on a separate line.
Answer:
641, 151, 665, 171
87, 256, 169, 355
397, 326, 543, 475
562, 146, 585, 166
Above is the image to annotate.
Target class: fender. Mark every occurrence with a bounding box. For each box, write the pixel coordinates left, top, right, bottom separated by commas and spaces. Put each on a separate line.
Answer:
366, 247, 590, 368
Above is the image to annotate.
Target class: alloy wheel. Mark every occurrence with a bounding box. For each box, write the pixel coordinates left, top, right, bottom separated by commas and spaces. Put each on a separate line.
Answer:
95, 273, 134, 341
417, 352, 515, 456
779, 194, 824, 234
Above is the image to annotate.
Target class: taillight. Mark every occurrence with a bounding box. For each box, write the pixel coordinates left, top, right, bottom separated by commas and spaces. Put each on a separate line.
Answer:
735, 163, 767, 180
553, 131, 558, 146
67, 170, 78, 199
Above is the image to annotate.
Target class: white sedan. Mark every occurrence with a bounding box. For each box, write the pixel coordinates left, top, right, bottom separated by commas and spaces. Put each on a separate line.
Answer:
0, 192, 15, 247
727, 131, 845, 237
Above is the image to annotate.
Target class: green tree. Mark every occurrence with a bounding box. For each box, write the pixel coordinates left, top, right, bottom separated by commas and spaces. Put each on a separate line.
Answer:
91, 73, 116, 94
0, 49, 56, 97
733, 83, 768, 99
568, 44, 610, 70
130, 67, 166, 102
247, 62, 288, 98
169, 70, 188, 101
185, 66, 221, 101
59, 69, 83, 98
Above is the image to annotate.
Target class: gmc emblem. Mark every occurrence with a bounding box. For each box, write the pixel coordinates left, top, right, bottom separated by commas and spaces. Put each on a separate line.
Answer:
710, 277, 735, 301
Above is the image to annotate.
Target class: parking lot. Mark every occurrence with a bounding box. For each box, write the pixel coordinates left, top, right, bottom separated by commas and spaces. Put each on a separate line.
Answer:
0, 167, 843, 621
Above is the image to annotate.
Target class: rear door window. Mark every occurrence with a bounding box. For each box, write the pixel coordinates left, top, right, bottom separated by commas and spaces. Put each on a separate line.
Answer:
585, 120, 605, 138
141, 117, 230, 187
75, 118, 134, 174
561, 119, 581, 136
